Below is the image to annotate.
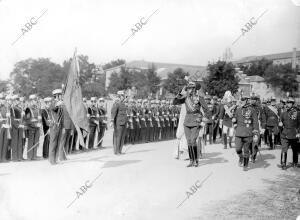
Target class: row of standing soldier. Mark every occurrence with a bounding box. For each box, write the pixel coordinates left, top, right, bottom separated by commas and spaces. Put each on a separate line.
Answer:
0, 90, 108, 165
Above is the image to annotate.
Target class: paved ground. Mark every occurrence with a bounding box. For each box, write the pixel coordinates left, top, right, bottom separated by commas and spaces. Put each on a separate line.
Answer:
0, 130, 299, 220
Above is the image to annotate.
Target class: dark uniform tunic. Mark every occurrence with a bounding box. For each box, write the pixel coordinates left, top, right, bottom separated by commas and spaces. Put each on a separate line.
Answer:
233, 104, 259, 158
24, 106, 41, 160
111, 100, 127, 154
42, 108, 51, 158
97, 106, 107, 147
280, 107, 300, 164
262, 105, 280, 149
11, 106, 25, 161
87, 106, 99, 149
0, 105, 11, 162
173, 92, 209, 163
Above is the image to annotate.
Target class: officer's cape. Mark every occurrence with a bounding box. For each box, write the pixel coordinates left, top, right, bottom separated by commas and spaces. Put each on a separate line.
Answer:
63, 49, 89, 147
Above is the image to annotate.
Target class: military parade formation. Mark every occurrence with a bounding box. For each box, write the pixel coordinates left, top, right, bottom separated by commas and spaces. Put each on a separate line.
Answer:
0, 82, 299, 173
172, 81, 300, 171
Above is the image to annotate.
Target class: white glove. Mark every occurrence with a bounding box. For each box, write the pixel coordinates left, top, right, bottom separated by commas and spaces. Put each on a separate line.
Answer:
6, 113, 10, 117
296, 133, 300, 138
232, 118, 236, 123
260, 128, 265, 134
110, 122, 113, 128
253, 135, 259, 143
278, 122, 283, 127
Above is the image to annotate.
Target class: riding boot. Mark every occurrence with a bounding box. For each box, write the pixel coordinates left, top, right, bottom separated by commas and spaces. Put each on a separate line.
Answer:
243, 157, 250, 171
193, 145, 198, 166
228, 136, 232, 148
223, 134, 227, 149
238, 154, 243, 167
281, 152, 287, 170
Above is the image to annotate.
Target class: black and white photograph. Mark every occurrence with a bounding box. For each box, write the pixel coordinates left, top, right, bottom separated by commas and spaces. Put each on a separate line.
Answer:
0, 0, 299, 219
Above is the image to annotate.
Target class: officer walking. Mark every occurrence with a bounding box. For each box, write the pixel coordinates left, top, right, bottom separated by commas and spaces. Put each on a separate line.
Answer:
173, 82, 209, 167
233, 96, 259, 171
278, 97, 300, 169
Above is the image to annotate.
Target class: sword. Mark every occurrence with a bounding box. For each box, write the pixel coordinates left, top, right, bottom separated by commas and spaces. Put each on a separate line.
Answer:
27, 130, 50, 153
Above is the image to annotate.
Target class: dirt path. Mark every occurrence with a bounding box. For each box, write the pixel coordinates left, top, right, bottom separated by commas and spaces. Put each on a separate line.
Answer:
0, 132, 299, 220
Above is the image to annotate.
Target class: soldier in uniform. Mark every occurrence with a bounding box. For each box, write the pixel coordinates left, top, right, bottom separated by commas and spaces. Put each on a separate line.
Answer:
211, 96, 220, 144
262, 97, 280, 150
173, 82, 209, 167
140, 99, 148, 143
10, 95, 25, 161
58, 96, 73, 160
134, 99, 142, 143
48, 89, 64, 165
219, 91, 236, 149
278, 97, 300, 169
97, 97, 107, 148
232, 96, 259, 171
0, 95, 12, 162
110, 91, 128, 155
87, 97, 99, 149
146, 100, 155, 142
204, 96, 214, 145
41, 97, 52, 159
24, 94, 42, 161
249, 95, 265, 163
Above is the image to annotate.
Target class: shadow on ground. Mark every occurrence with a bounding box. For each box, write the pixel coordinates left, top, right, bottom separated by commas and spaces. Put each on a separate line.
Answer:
196, 173, 300, 220
198, 152, 228, 166
250, 153, 276, 170
102, 160, 141, 168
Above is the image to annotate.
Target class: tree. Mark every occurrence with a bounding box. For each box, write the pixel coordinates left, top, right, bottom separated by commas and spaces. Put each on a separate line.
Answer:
242, 58, 273, 76
203, 61, 239, 97
146, 63, 161, 95
163, 68, 189, 94
264, 63, 298, 95
107, 67, 132, 94
10, 58, 66, 97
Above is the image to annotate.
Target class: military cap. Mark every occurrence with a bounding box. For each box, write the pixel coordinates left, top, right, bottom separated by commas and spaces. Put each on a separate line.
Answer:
287, 97, 295, 103
280, 98, 286, 103
83, 97, 87, 102
99, 97, 104, 101
19, 97, 25, 102
91, 97, 97, 101
52, 89, 62, 95
117, 90, 124, 95
187, 81, 196, 88
44, 97, 52, 102
150, 100, 155, 104
213, 96, 218, 100
137, 99, 142, 103
0, 94, 4, 99
161, 100, 166, 104
29, 94, 37, 100
143, 99, 147, 102
155, 100, 159, 104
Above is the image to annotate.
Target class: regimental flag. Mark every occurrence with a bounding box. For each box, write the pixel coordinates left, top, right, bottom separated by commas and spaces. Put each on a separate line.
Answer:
63, 49, 89, 146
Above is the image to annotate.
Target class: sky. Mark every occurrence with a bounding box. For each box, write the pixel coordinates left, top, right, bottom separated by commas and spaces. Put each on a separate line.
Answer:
0, 0, 299, 80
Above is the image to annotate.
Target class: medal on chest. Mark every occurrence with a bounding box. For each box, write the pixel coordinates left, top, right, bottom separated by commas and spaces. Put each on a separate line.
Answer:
242, 108, 252, 127
288, 109, 297, 120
